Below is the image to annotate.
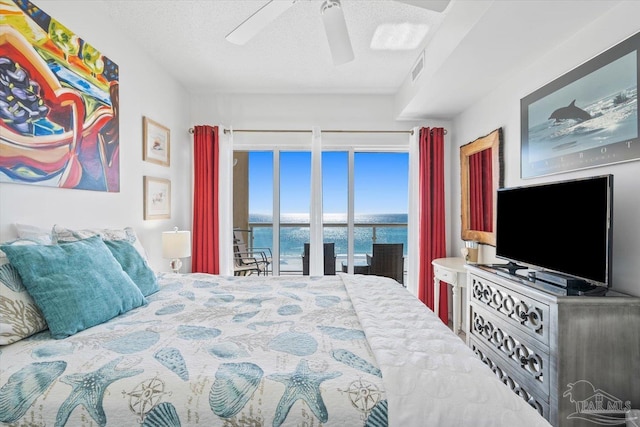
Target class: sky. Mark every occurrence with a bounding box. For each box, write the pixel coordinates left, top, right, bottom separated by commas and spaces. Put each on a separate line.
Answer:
248, 151, 408, 215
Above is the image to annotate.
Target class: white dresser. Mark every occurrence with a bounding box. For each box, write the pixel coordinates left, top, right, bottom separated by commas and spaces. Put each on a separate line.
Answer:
466, 265, 640, 426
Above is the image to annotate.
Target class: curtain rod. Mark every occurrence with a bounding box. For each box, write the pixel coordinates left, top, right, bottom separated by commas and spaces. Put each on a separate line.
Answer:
188, 128, 447, 135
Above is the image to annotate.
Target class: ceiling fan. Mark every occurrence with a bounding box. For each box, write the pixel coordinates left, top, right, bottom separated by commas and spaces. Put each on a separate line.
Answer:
225, 0, 451, 66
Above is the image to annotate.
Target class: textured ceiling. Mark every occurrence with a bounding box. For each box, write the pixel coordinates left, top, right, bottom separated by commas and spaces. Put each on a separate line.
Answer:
99, 0, 445, 95
95, 0, 631, 119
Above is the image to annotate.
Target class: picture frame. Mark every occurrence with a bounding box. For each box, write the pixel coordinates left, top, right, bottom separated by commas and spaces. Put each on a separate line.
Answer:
521, 32, 639, 178
143, 176, 171, 220
143, 117, 171, 166
1, 2, 120, 192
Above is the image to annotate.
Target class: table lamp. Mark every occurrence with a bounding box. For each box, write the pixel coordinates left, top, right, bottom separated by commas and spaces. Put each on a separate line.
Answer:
162, 227, 191, 273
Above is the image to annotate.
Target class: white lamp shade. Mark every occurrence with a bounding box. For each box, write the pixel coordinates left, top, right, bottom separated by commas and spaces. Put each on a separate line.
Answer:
162, 229, 191, 259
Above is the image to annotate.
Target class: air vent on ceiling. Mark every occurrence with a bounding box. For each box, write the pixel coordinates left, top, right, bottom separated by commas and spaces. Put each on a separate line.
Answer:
412, 51, 424, 83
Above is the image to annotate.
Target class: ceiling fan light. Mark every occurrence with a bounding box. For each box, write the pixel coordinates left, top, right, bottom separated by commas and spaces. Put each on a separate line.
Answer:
321, 0, 355, 65
370, 23, 429, 50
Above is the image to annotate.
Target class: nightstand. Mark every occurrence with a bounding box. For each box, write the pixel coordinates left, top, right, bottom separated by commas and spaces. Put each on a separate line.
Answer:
432, 257, 468, 335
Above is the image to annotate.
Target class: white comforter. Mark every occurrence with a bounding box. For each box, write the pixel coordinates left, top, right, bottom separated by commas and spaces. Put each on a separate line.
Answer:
341, 273, 550, 427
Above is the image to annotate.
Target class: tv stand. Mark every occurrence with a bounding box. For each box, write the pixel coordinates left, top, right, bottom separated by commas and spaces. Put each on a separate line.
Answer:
487, 261, 527, 275
466, 265, 640, 424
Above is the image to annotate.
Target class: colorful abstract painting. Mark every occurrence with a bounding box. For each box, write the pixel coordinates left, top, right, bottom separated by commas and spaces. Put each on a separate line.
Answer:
0, 0, 119, 191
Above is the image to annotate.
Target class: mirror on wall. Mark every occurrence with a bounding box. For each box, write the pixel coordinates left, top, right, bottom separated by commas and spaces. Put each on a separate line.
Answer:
460, 128, 503, 246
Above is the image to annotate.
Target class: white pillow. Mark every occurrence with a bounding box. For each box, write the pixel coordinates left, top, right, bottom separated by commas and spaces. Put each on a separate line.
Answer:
51, 224, 149, 262
14, 224, 52, 245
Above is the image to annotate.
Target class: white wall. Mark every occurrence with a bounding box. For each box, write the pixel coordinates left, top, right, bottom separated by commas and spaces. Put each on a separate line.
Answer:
0, 1, 193, 272
450, 2, 640, 296
191, 93, 439, 132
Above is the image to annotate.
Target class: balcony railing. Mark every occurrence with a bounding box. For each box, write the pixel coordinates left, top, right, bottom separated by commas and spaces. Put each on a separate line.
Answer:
246, 221, 407, 274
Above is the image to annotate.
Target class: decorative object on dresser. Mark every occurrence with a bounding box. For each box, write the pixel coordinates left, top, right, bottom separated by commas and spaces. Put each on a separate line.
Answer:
432, 257, 468, 335
143, 116, 171, 166
460, 128, 504, 246
162, 227, 191, 273
143, 176, 171, 220
520, 31, 640, 179
461, 240, 479, 264
466, 265, 640, 425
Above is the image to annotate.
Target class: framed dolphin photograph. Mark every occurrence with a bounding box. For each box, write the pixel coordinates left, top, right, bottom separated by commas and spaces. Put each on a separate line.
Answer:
520, 31, 639, 178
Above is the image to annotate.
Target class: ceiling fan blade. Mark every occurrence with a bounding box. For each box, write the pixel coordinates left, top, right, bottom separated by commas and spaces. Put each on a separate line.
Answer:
225, 0, 296, 45
321, 0, 354, 65
393, 0, 451, 13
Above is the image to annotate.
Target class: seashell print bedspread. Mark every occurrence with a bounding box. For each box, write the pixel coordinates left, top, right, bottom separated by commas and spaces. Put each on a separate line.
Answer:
0, 273, 550, 427
0, 274, 387, 426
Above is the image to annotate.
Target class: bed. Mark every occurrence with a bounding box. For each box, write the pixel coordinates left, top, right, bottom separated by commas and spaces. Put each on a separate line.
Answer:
0, 228, 550, 427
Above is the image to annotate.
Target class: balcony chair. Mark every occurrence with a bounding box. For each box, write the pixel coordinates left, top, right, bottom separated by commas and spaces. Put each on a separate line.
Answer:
233, 251, 265, 276
302, 243, 336, 276
233, 229, 272, 275
366, 243, 404, 284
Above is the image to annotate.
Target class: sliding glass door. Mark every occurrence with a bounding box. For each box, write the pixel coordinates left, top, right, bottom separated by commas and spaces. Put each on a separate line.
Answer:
280, 151, 311, 274
354, 152, 408, 281
234, 147, 408, 277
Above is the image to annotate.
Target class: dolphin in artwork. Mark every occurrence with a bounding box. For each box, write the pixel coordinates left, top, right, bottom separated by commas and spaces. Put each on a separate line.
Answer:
548, 100, 592, 123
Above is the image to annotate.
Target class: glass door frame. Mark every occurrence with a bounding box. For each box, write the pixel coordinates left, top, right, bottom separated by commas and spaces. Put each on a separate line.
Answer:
230, 130, 413, 278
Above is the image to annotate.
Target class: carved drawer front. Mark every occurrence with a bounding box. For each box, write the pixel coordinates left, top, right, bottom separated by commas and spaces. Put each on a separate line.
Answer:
470, 307, 549, 398
470, 275, 549, 346
433, 264, 456, 284
470, 339, 549, 420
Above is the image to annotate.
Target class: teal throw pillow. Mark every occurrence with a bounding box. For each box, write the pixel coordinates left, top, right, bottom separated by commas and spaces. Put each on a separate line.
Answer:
0, 235, 146, 339
103, 239, 158, 296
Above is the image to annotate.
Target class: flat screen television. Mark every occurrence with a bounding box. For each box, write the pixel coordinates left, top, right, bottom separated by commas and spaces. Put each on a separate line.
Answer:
495, 174, 613, 288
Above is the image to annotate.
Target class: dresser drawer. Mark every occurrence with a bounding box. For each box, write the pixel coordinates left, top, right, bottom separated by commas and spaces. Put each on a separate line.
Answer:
469, 304, 549, 399
470, 337, 549, 420
469, 274, 549, 346
433, 264, 457, 284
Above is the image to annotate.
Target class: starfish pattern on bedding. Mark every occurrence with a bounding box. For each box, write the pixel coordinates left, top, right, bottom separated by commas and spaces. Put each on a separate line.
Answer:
268, 359, 342, 427
55, 357, 143, 427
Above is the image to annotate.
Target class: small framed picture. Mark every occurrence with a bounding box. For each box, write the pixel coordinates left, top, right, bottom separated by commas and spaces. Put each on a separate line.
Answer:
143, 117, 170, 166
143, 176, 171, 220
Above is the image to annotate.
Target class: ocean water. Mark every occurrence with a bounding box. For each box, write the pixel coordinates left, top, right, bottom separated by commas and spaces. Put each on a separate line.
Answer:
247, 213, 407, 271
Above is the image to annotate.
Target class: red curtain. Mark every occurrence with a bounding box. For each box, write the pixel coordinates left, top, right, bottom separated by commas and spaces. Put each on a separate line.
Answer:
192, 125, 220, 274
418, 127, 448, 324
